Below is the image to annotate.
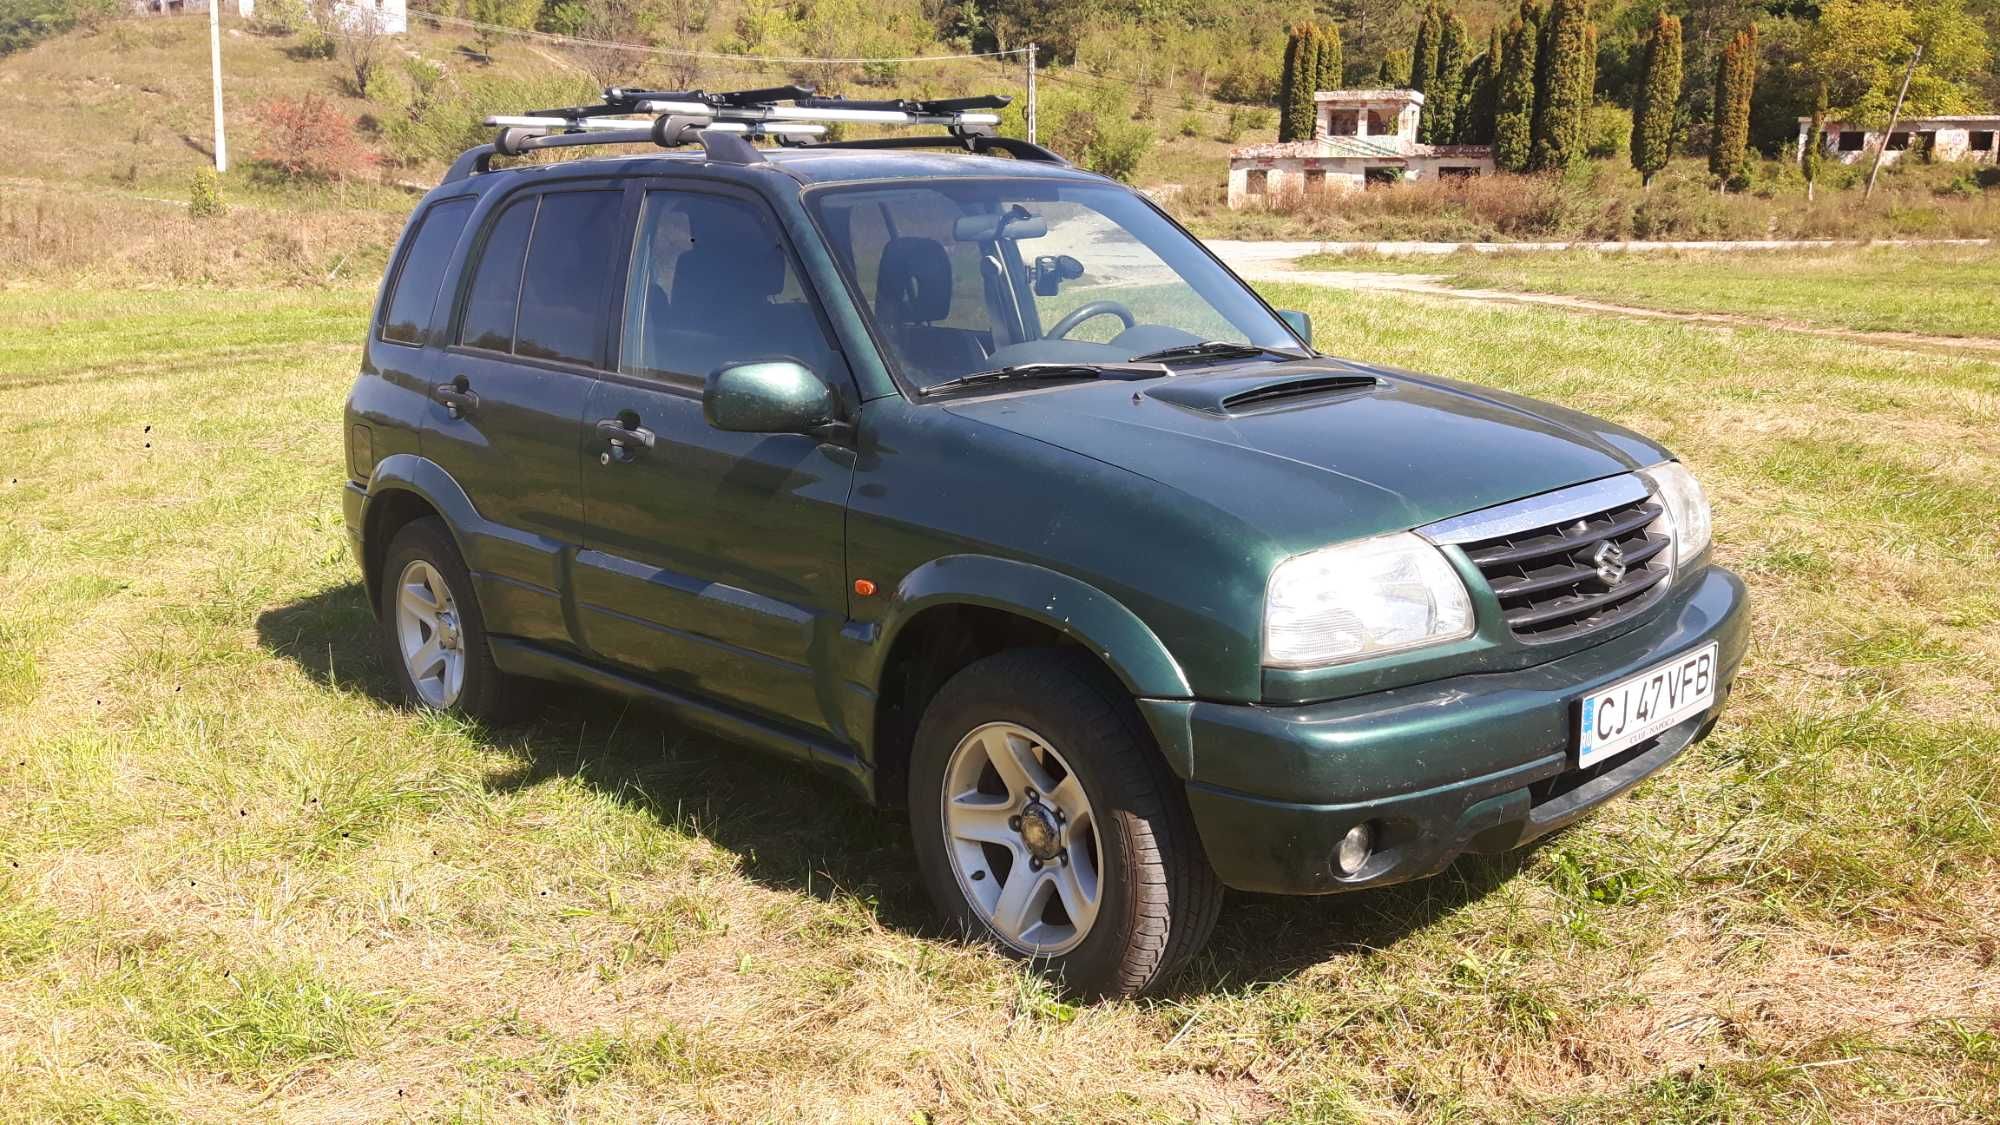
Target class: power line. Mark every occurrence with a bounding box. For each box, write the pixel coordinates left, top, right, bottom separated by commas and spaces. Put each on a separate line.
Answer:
415, 11, 1030, 66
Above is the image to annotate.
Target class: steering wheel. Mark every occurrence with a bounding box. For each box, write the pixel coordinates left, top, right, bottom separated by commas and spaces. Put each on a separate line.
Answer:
1045, 300, 1137, 340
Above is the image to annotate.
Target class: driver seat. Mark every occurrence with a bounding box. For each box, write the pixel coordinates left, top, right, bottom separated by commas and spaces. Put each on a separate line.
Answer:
875, 237, 988, 380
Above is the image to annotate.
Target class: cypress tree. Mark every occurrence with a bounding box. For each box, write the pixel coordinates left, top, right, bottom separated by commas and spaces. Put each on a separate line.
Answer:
1530, 0, 1587, 172
1629, 12, 1680, 187
1801, 80, 1825, 202
1409, 3, 1440, 103
1494, 16, 1536, 170
1379, 49, 1410, 87
1427, 12, 1468, 144
1315, 22, 1343, 98
1709, 24, 1756, 185
1296, 24, 1323, 139
1278, 26, 1302, 142
1466, 25, 1503, 143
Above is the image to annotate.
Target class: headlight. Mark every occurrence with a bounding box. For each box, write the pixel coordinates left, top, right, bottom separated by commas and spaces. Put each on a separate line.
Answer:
1641, 460, 1712, 567
1263, 533, 1475, 668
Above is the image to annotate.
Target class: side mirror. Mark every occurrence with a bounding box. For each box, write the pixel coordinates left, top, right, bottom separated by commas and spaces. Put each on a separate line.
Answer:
1277, 309, 1313, 347
704, 361, 838, 437
1033, 253, 1085, 296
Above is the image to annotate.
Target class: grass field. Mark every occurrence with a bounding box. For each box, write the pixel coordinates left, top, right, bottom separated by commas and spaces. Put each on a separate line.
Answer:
3, 275, 1999, 1120
1295, 244, 2000, 340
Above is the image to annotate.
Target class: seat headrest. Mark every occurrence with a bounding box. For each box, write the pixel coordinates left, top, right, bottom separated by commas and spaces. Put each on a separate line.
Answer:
875, 237, 954, 324
670, 234, 785, 314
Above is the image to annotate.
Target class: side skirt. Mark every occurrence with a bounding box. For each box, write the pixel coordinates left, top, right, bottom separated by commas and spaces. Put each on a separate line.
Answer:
488, 637, 876, 803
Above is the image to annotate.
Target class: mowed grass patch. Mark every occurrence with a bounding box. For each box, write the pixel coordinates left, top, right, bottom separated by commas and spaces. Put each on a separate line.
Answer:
1, 281, 1997, 1119
1295, 243, 2000, 339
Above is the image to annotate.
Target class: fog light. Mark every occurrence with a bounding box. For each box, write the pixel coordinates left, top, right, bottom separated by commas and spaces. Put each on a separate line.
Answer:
1335, 822, 1375, 876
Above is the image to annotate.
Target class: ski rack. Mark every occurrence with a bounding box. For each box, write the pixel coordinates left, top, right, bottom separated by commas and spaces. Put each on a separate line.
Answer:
445, 85, 1066, 182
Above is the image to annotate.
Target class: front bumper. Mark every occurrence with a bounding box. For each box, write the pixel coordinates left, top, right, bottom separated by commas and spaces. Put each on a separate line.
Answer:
1166, 566, 1749, 894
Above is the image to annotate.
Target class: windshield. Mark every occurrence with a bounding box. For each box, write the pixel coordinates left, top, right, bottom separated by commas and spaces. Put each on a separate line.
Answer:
807, 179, 1301, 392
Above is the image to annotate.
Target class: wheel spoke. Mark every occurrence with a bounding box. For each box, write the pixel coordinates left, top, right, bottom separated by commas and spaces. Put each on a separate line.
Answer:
1047, 775, 1088, 821
1054, 849, 1100, 933
945, 795, 1017, 846
988, 866, 1052, 943
400, 582, 439, 624
981, 727, 1055, 800
410, 637, 445, 681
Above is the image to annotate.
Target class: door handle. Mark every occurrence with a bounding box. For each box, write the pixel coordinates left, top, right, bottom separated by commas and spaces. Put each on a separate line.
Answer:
433, 376, 479, 419
595, 416, 656, 463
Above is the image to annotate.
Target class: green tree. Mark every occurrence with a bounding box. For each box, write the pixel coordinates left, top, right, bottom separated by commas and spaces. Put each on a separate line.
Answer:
1458, 29, 1501, 144
1801, 80, 1826, 201
1378, 48, 1410, 86
1809, 0, 1991, 123
1530, 0, 1588, 171
1278, 25, 1304, 141
1710, 23, 1756, 185
1410, 2, 1441, 102
1495, 14, 1537, 169
1629, 11, 1681, 186
1425, 12, 1468, 142
1316, 21, 1344, 97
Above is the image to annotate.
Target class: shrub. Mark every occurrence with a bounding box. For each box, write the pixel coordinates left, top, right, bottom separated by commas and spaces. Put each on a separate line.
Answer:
1584, 103, 1630, 161
188, 167, 225, 220
1177, 113, 1201, 138
383, 73, 598, 167
252, 95, 377, 183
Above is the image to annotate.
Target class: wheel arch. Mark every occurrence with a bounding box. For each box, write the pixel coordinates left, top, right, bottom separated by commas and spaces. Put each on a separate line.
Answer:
865, 556, 1193, 807
357, 454, 480, 615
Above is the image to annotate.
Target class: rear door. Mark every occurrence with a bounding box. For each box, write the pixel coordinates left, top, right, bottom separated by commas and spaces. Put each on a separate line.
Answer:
423, 183, 631, 648
573, 183, 857, 732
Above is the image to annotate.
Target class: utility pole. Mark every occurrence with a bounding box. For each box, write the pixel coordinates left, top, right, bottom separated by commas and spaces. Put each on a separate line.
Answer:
208, 0, 227, 171
1026, 42, 1038, 145
1865, 44, 1920, 201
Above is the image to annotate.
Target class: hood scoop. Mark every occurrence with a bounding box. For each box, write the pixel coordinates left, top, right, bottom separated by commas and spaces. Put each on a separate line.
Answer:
1147, 369, 1381, 417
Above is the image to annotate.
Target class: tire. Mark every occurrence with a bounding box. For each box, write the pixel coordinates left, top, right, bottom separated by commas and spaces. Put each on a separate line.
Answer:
377, 517, 517, 724
908, 648, 1223, 999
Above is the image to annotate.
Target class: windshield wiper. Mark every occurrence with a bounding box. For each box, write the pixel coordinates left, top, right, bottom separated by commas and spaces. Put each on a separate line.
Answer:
921, 361, 1167, 396
1127, 340, 1304, 364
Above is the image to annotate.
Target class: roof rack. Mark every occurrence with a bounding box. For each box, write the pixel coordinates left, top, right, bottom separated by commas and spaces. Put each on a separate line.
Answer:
444, 85, 1066, 182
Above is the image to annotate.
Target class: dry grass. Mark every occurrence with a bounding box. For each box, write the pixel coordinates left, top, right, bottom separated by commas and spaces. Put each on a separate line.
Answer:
2, 260, 1998, 1119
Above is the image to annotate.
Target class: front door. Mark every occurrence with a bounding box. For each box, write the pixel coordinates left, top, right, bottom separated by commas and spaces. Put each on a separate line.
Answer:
574, 184, 856, 733
422, 184, 629, 647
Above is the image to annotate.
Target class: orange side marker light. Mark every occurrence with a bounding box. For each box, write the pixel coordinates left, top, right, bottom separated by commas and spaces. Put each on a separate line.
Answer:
854, 579, 877, 597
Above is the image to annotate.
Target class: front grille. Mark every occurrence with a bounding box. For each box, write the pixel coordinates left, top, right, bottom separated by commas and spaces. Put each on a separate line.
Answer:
1460, 497, 1672, 643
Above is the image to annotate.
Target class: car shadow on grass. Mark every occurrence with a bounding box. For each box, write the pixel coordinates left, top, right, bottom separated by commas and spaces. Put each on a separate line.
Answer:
257, 582, 1528, 997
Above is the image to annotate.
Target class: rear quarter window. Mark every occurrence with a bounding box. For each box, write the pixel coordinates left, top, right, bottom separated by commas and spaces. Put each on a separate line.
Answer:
379, 197, 473, 346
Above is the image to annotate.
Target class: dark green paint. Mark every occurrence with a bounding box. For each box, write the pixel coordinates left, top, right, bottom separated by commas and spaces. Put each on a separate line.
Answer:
344, 147, 1749, 894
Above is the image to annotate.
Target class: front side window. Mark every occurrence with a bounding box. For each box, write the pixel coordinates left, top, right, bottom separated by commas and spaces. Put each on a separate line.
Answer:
619, 190, 842, 382
809, 180, 1298, 391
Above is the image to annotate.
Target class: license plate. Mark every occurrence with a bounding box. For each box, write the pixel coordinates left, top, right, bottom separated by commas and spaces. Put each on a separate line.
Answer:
1576, 642, 1719, 768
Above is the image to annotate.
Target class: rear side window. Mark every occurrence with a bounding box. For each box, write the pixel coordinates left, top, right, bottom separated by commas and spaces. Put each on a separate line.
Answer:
458, 197, 535, 353
515, 190, 622, 367
379, 197, 472, 345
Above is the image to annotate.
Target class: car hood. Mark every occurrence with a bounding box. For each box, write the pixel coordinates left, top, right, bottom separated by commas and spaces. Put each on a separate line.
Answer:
944, 357, 1671, 552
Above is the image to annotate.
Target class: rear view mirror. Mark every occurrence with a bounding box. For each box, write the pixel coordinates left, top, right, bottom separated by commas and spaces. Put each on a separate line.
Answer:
1032, 253, 1084, 296
1277, 309, 1313, 347
704, 361, 837, 437
952, 212, 1048, 242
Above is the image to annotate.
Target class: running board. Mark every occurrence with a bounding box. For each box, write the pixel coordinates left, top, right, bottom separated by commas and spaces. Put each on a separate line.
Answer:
487, 637, 873, 801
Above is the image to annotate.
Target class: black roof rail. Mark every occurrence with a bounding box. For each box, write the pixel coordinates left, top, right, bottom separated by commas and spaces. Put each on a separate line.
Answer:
791, 133, 1070, 165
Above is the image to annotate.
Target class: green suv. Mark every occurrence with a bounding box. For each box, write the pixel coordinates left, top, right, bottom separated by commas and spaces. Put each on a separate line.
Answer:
343, 88, 1748, 998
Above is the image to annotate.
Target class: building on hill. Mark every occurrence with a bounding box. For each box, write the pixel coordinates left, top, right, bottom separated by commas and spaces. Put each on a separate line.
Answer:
1798, 114, 2000, 166
1227, 89, 1495, 208
218, 0, 407, 32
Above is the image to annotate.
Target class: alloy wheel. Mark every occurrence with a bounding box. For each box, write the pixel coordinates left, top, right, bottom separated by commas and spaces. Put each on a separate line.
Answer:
394, 558, 466, 709
940, 721, 1104, 955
